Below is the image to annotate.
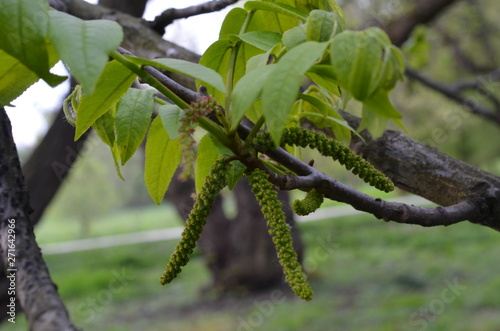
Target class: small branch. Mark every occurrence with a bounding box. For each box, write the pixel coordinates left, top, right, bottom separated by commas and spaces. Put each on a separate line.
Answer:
119, 47, 498, 230
150, 0, 239, 34
406, 68, 500, 125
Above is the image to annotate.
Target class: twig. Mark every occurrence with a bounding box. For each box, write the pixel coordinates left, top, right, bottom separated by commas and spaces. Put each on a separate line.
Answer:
150, 0, 239, 34
406, 68, 500, 124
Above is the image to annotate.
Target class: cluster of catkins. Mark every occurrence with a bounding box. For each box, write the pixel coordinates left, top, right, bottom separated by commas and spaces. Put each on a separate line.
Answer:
254, 127, 394, 193
162, 125, 393, 301
178, 96, 220, 180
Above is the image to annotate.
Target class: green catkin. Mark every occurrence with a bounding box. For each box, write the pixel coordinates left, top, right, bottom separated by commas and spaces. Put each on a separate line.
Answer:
160, 157, 228, 285
254, 128, 394, 193
248, 169, 313, 301
178, 96, 219, 180
292, 189, 324, 216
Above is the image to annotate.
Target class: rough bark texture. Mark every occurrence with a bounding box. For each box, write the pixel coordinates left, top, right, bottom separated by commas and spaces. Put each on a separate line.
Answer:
0, 108, 78, 330
0, 91, 90, 322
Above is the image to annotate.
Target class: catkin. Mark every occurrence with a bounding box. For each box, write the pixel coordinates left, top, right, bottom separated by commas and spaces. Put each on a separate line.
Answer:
248, 168, 313, 301
255, 128, 394, 193
292, 189, 324, 216
160, 157, 228, 285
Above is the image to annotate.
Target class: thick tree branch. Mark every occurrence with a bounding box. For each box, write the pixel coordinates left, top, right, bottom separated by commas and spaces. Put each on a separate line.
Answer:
150, 0, 239, 35
406, 68, 500, 124
0, 108, 78, 330
130, 50, 499, 230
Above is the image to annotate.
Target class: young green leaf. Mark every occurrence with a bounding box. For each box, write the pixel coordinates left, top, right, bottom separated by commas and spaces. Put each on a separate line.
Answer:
115, 88, 155, 165
157, 104, 183, 139
129, 57, 226, 94
48, 11, 123, 95
220, 7, 247, 38
305, 9, 344, 42
262, 41, 328, 145
198, 39, 233, 105
144, 117, 182, 204
297, 93, 354, 143
111, 142, 125, 180
227, 160, 246, 190
245, 1, 308, 21
230, 64, 276, 131
282, 25, 307, 50
238, 31, 282, 51
75, 60, 137, 140
0, 44, 61, 107
0, 0, 63, 86
195, 134, 220, 193
92, 109, 116, 147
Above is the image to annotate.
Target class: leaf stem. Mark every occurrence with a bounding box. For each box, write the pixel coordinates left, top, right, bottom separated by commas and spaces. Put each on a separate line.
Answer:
197, 117, 235, 151
109, 50, 190, 109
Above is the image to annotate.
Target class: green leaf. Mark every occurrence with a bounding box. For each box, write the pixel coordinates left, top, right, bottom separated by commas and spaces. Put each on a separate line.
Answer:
111, 142, 125, 180
144, 117, 181, 204
0, 44, 63, 107
0, 0, 63, 86
220, 7, 247, 38
282, 25, 307, 50
330, 28, 402, 101
75, 60, 137, 140
306, 65, 340, 96
92, 109, 116, 147
195, 134, 220, 193
227, 160, 246, 190
362, 90, 402, 120
238, 31, 282, 51
245, 1, 308, 21
198, 39, 233, 106
48, 11, 123, 95
297, 93, 354, 143
359, 105, 389, 139
262, 41, 328, 145
157, 104, 183, 139
402, 26, 429, 69
131, 57, 226, 94
230, 64, 276, 131
114, 88, 155, 165
305, 9, 344, 42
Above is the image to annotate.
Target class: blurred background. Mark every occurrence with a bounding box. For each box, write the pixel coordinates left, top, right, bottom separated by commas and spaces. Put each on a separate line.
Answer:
5, 0, 500, 330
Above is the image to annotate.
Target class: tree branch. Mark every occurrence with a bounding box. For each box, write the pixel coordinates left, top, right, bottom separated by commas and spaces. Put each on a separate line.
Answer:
406, 68, 500, 125
0, 108, 78, 330
150, 0, 239, 35
127, 49, 499, 230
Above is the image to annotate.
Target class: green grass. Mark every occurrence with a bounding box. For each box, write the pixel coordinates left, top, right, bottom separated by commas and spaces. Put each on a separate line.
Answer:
35, 204, 181, 244
11, 211, 500, 331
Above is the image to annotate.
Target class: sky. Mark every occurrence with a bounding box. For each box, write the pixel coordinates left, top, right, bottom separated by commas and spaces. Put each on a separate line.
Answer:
5, 0, 232, 149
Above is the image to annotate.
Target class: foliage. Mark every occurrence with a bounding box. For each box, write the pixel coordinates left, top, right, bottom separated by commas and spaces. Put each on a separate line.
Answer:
1, 0, 406, 300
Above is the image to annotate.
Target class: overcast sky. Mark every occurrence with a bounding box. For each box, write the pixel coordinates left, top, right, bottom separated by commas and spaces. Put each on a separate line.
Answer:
5, 0, 231, 149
